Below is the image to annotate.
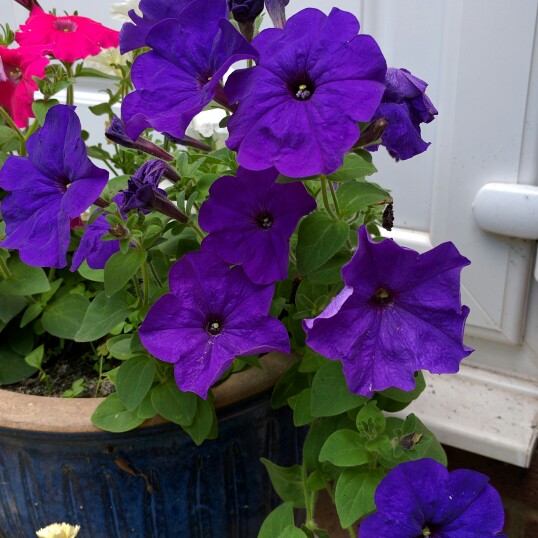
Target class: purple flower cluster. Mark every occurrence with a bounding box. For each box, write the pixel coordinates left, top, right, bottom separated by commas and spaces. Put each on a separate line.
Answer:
360, 459, 507, 537
226, 8, 387, 177
199, 167, 316, 284
122, 0, 256, 141
304, 226, 472, 397
139, 250, 289, 398
0, 105, 108, 268
369, 67, 438, 160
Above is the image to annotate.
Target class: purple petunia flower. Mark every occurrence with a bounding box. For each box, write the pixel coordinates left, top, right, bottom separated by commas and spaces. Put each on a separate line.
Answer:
225, 8, 387, 178
368, 67, 438, 161
228, 0, 264, 23
71, 214, 120, 272
118, 159, 187, 222
303, 226, 473, 397
121, 0, 256, 141
139, 250, 290, 398
0, 105, 108, 268
119, 0, 223, 53
198, 167, 316, 285
360, 459, 507, 538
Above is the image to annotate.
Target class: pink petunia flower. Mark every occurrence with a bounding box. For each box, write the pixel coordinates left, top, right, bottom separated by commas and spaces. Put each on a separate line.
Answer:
0, 46, 48, 127
15, 8, 119, 63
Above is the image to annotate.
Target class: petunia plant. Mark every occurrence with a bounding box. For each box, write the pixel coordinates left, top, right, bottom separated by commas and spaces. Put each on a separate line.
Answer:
0, 0, 507, 536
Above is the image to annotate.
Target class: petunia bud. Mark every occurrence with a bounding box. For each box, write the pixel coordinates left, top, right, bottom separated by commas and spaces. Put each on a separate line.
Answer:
14, 0, 42, 11
228, 0, 264, 23
382, 202, 394, 231
106, 116, 174, 161
265, 0, 289, 29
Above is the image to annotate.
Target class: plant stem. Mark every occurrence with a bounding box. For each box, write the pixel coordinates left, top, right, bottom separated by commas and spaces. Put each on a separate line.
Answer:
141, 261, 150, 308
131, 275, 143, 304
301, 463, 313, 526
148, 260, 163, 288
189, 222, 205, 241
320, 176, 338, 220
0, 106, 27, 155
347, 526, 355, 538
328, 180, 341, 218
65, 63, 74, 106
0, 256, 11, 279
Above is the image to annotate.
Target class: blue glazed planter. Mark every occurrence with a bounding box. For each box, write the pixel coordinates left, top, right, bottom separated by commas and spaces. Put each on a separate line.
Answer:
0, 355, 299, 538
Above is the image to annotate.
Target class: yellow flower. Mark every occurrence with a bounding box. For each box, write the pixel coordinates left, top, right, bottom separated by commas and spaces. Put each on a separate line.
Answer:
36, 523, 81, 538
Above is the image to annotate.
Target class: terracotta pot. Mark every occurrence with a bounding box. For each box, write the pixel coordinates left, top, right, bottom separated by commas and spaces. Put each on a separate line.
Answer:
0, 353, 299, 538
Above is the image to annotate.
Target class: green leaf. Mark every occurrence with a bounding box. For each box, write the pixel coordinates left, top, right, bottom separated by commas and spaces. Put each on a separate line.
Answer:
0, 295, 26, 324
306, 469, 326, 491
375, 371, 426, 412
271, 362, 310, 409
76, 67, 120, 80
258, 502, 296, 538
137, 391, 157, 419
89, 102, 113, 116
293, 388, 314, 427
42, 293, 90, 339
20, 303, 44, 328
307, 252, 350, 285
116, 355, 156, 411
77, 260, 105, 282
356, 401, 386, 440
335, 181, 391, 216
24, 345, 44, 369
260, 459, 306, 508
75, 290, 132, 342
150, 380, 197, 426
0, 126, 18, 146
91, 393, 145, 433
335, 468, 385, 528
296, 212, 349, 275
40, 278, 63, 304
31, 99, 60, 125
8, 325, 33, 356
183, 397, 216, 446
106, 334, 136, 360
311, 362, 367, 417
104, 249, 147, 297
328, 152, 377, 182
319, 430, 370, 467
0, 345, 37, 385
0, 258, 50, 296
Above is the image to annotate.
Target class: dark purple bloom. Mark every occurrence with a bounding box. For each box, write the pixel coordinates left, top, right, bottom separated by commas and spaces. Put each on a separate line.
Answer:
118, 159, 187, 222
0, 105, 108, 268
198, 167, 316, 285
106, 115, 174, 161
265, 0, 289, 28
228, 0, 264, 23
225, 8, 386, 178
119, 0, 199, 53
121, 0, 256, 141
139, 250, 290, 398
369, 67, 438, 161
303, 226, 472, 397
360, 459, 507, 538
71, 214, 120, 271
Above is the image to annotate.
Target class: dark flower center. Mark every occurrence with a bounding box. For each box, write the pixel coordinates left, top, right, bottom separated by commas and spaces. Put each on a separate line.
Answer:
254, 210, 274, 230
370, 287, 394, 307
205, 318, 224, 336
289, 74, 315, 101
53, 18, 78, 33
7, 66, 22, 83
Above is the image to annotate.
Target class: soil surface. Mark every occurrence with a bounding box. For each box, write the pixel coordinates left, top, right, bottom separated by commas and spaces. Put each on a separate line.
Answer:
3, 352, 117, 398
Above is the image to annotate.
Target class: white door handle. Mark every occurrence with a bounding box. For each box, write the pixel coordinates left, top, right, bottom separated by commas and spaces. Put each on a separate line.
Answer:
473, 183, 538, 240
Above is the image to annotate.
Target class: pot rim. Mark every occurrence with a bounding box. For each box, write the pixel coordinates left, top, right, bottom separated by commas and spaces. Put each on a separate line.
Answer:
0, 353, 294, 433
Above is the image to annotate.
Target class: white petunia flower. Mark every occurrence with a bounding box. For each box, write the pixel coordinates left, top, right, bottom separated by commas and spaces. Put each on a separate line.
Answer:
36, 523, 81, 538
110, 0, 141, 22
